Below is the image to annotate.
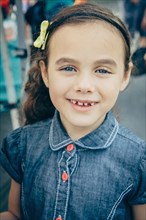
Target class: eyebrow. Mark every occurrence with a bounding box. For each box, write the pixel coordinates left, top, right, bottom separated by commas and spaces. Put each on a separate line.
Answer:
55, 57, 117, 67
55, 57, 79, 65
93, 59, 117, 67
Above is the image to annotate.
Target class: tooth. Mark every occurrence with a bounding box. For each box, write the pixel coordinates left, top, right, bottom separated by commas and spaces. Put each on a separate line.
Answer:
84, 103, 88, 106
72, 100, 76, 104
91, 102, 95, 106
78, 102, 83, 106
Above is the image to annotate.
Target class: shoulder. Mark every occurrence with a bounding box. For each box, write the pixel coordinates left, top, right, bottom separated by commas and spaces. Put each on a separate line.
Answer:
115, 123, 146, 162
13, 117, 52, 136
1, 118, 53, 161
116, 125, 146, 205
2, 117, 52, 143
0, 118, 53, 183
20, 118, 53, 145
23, 117, 52, 130
117, 123, 146, 147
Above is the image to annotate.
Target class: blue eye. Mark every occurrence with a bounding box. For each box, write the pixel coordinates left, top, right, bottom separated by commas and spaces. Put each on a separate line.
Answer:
61, 66, 76, 72
95, 69, 111, 74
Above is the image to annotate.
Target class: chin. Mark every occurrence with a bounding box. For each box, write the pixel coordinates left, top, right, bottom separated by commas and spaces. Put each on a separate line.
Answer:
69, 118, 98, 128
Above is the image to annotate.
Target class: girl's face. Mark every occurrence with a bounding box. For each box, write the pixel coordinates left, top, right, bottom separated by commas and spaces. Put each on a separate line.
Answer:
40, 21, 132, 140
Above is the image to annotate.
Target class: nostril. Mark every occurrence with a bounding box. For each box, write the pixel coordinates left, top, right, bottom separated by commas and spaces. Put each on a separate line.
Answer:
74, 79, 95, 93
77, 88, 93, 94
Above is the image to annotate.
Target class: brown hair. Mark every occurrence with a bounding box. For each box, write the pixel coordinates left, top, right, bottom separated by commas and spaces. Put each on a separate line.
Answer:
23, 2, 131, 125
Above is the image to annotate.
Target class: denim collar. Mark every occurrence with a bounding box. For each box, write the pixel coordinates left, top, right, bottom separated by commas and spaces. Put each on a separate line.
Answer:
49, 111, 119, 151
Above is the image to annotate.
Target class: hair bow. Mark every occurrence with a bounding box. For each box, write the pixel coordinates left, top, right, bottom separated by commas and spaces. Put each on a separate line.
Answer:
33, 20, 49, 50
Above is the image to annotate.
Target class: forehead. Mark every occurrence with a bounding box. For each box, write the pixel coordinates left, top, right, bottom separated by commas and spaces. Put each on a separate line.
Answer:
48, 21, 125, 61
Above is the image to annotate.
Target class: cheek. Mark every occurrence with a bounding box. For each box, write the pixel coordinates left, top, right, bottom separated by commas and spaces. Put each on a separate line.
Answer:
48, 81, 65, 105
49, 81, 65, 94
49, 84, 59, 99
99, 80, 122, 99
49, 88, 58, 108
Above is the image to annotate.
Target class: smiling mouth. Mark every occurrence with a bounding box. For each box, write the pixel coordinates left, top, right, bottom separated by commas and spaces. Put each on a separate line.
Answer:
69, 99, 97, 107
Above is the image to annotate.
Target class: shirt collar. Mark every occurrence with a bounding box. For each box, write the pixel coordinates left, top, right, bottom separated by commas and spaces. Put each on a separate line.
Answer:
49, 111, 119, 151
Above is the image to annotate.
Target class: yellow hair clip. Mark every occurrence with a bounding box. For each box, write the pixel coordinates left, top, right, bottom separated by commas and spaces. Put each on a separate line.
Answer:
33, 20, 49, 50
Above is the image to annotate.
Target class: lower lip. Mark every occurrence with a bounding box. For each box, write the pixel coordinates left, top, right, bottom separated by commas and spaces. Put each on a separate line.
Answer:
68, 100, 97, 112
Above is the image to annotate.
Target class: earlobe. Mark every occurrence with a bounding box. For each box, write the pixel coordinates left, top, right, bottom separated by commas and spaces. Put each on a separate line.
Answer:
39, 60, 49, 88
120, 62, 133, 91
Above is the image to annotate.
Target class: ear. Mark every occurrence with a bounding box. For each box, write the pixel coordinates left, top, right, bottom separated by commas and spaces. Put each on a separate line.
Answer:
120, 62, 133, 91
39, 60, 49, 88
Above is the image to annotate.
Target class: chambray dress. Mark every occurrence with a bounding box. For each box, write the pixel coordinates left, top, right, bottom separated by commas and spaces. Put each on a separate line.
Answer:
0, 111, 146, 220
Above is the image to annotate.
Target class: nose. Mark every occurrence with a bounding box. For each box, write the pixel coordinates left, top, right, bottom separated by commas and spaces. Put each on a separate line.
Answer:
74, 73, 95, 93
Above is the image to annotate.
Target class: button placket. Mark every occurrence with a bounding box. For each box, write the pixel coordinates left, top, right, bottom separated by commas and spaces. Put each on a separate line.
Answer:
53, 145, 76, 220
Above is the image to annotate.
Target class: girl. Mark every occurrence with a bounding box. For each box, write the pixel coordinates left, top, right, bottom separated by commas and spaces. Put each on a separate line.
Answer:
0, 3, 146, 220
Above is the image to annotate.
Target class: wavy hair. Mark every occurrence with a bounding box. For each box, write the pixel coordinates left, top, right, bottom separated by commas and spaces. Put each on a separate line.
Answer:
23, 2, 131, 125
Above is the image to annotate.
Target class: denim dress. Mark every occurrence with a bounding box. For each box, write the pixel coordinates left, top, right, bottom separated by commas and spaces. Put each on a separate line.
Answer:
0, 111, 146, 220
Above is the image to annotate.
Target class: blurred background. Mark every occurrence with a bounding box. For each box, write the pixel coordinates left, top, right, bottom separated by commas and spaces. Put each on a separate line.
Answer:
0, 0, 146, 212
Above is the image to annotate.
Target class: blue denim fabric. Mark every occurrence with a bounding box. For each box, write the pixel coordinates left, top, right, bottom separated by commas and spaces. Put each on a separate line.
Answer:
0, 111, 146, 220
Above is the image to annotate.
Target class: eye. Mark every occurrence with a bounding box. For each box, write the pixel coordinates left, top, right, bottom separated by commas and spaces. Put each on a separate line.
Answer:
95, 68, 111, 75
60, 66, 76, 72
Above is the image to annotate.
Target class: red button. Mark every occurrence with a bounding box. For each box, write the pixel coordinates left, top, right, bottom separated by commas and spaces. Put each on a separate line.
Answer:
56, 217, 63, 220
66, 144, 74, 152
56, 216, 62, 220
62, 171, 68, 182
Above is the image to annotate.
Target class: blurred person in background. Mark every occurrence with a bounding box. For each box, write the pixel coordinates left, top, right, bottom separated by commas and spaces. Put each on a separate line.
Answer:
124, 0, 146, 75
1, 0, 10, 19
25, 0, 45, 41
44, 0, 74, 21
123, 0, 141, 39
123, 0, 146, 45
136, 0, 146, 48
1, 0, 15, 19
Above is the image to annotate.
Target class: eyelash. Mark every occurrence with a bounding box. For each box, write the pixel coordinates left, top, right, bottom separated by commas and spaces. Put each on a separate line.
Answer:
95, 68, 111, 75
60, 66, 112, 75
60, 66, 76, 72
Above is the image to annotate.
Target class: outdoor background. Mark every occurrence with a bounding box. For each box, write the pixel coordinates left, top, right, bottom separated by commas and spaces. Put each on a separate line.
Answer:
0, 0, 146, 212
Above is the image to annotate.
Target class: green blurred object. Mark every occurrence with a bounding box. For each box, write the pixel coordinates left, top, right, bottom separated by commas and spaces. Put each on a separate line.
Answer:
0, 40, 22, 104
